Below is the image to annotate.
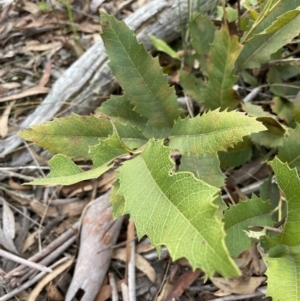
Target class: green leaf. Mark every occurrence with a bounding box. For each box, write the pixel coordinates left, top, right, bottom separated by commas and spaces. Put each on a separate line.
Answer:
18, 114, 112, 160
168, 110, 266, 156
113, 121, 147, 150
189, 13, 215, 72
24, 154, 111, 186
110, 180, 125, 219
219, 137, 253, 168
224, 195, 273, 258
179, 154, 225, 188
117, 140, 239, 277
294, 102, 300, 123
266, 244, 300, 301
268, 65, 300, 101
97, 95, 167, 139
148, 34, 180, 60
238, 3, 300, 69
201, 26, 242, 110
271, 97, 294, 125
100, 13, 182, 130
97, 95, 148, 133
260, 176, 280, 211
255, 7, 300, 35
89, 139, 126, 168
270, 157, 300, 246
179, 71, 205, 105
250, 116, 286, 148
278, 124, 300, 169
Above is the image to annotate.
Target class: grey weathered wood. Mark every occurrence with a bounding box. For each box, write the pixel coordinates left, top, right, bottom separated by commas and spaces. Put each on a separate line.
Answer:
0, 0, 216, 157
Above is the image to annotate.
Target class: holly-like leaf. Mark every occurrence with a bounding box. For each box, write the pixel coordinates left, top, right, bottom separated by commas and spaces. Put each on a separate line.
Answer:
97, 95, 148, 133
179, 154, 225, 188
168, 110, 266, 156
224, 195, 273, 258
278, 124, 300, 169
201, 26, 243, 110
18, 114, 112, 160
24, 154, 111, 186
238, 3, 300, 69
266, 244, 300, 301
270, 157, 300, 246
100, 13, 182, 130
255, 7, 300, 36
250, 116, 286, 148
219, 137, 253, 168
117, 140, 240, 278
189, 13, 215, 72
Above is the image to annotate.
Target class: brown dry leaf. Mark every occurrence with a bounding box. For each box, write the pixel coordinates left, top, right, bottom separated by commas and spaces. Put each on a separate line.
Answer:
1, 82, 21, 90
95, 279, 126, 301
157, 282, 173, 301
0, 86, 49, 102
0, 100, 15, 138
22, 229, 42, 253
30, 198, 90, 217
62, 171, 116, 197
211, 276, 266, 295
28, 258, 74, 301
22, 1, 40, 14
38, 60, 52, 87
77, 21, 101, 33
112, 248, 156, 284
9, 178, 32, 191
137, 242, 155, 253
165, 269, 201, 301
21, 41, 63, 52
46, 282, 64, 301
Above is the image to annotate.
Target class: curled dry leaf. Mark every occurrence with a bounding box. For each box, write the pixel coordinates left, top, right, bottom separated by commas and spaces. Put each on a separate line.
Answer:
112, 248, 157, 284
211, 276, 266, 295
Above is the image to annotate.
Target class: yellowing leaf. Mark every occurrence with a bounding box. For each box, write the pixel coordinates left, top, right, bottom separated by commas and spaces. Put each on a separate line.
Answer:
18, 114, 113, 160
202, 26, 243, 110
117, 140, 240, 278
148, 34, 180, 60
169, 110, 266, 156
25, 154, 111, 186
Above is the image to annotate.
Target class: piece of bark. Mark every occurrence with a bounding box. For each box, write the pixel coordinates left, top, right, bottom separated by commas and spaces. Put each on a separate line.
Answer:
65, 191, 123, 301
0, 0, 217, 158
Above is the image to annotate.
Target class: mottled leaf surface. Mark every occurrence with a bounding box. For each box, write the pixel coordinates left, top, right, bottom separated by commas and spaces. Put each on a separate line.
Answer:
18, 114, 112, 160
179, 154, 225, 188
202, 26, 242, 110
169, 110, 266, 156
117, 140, 239, 277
